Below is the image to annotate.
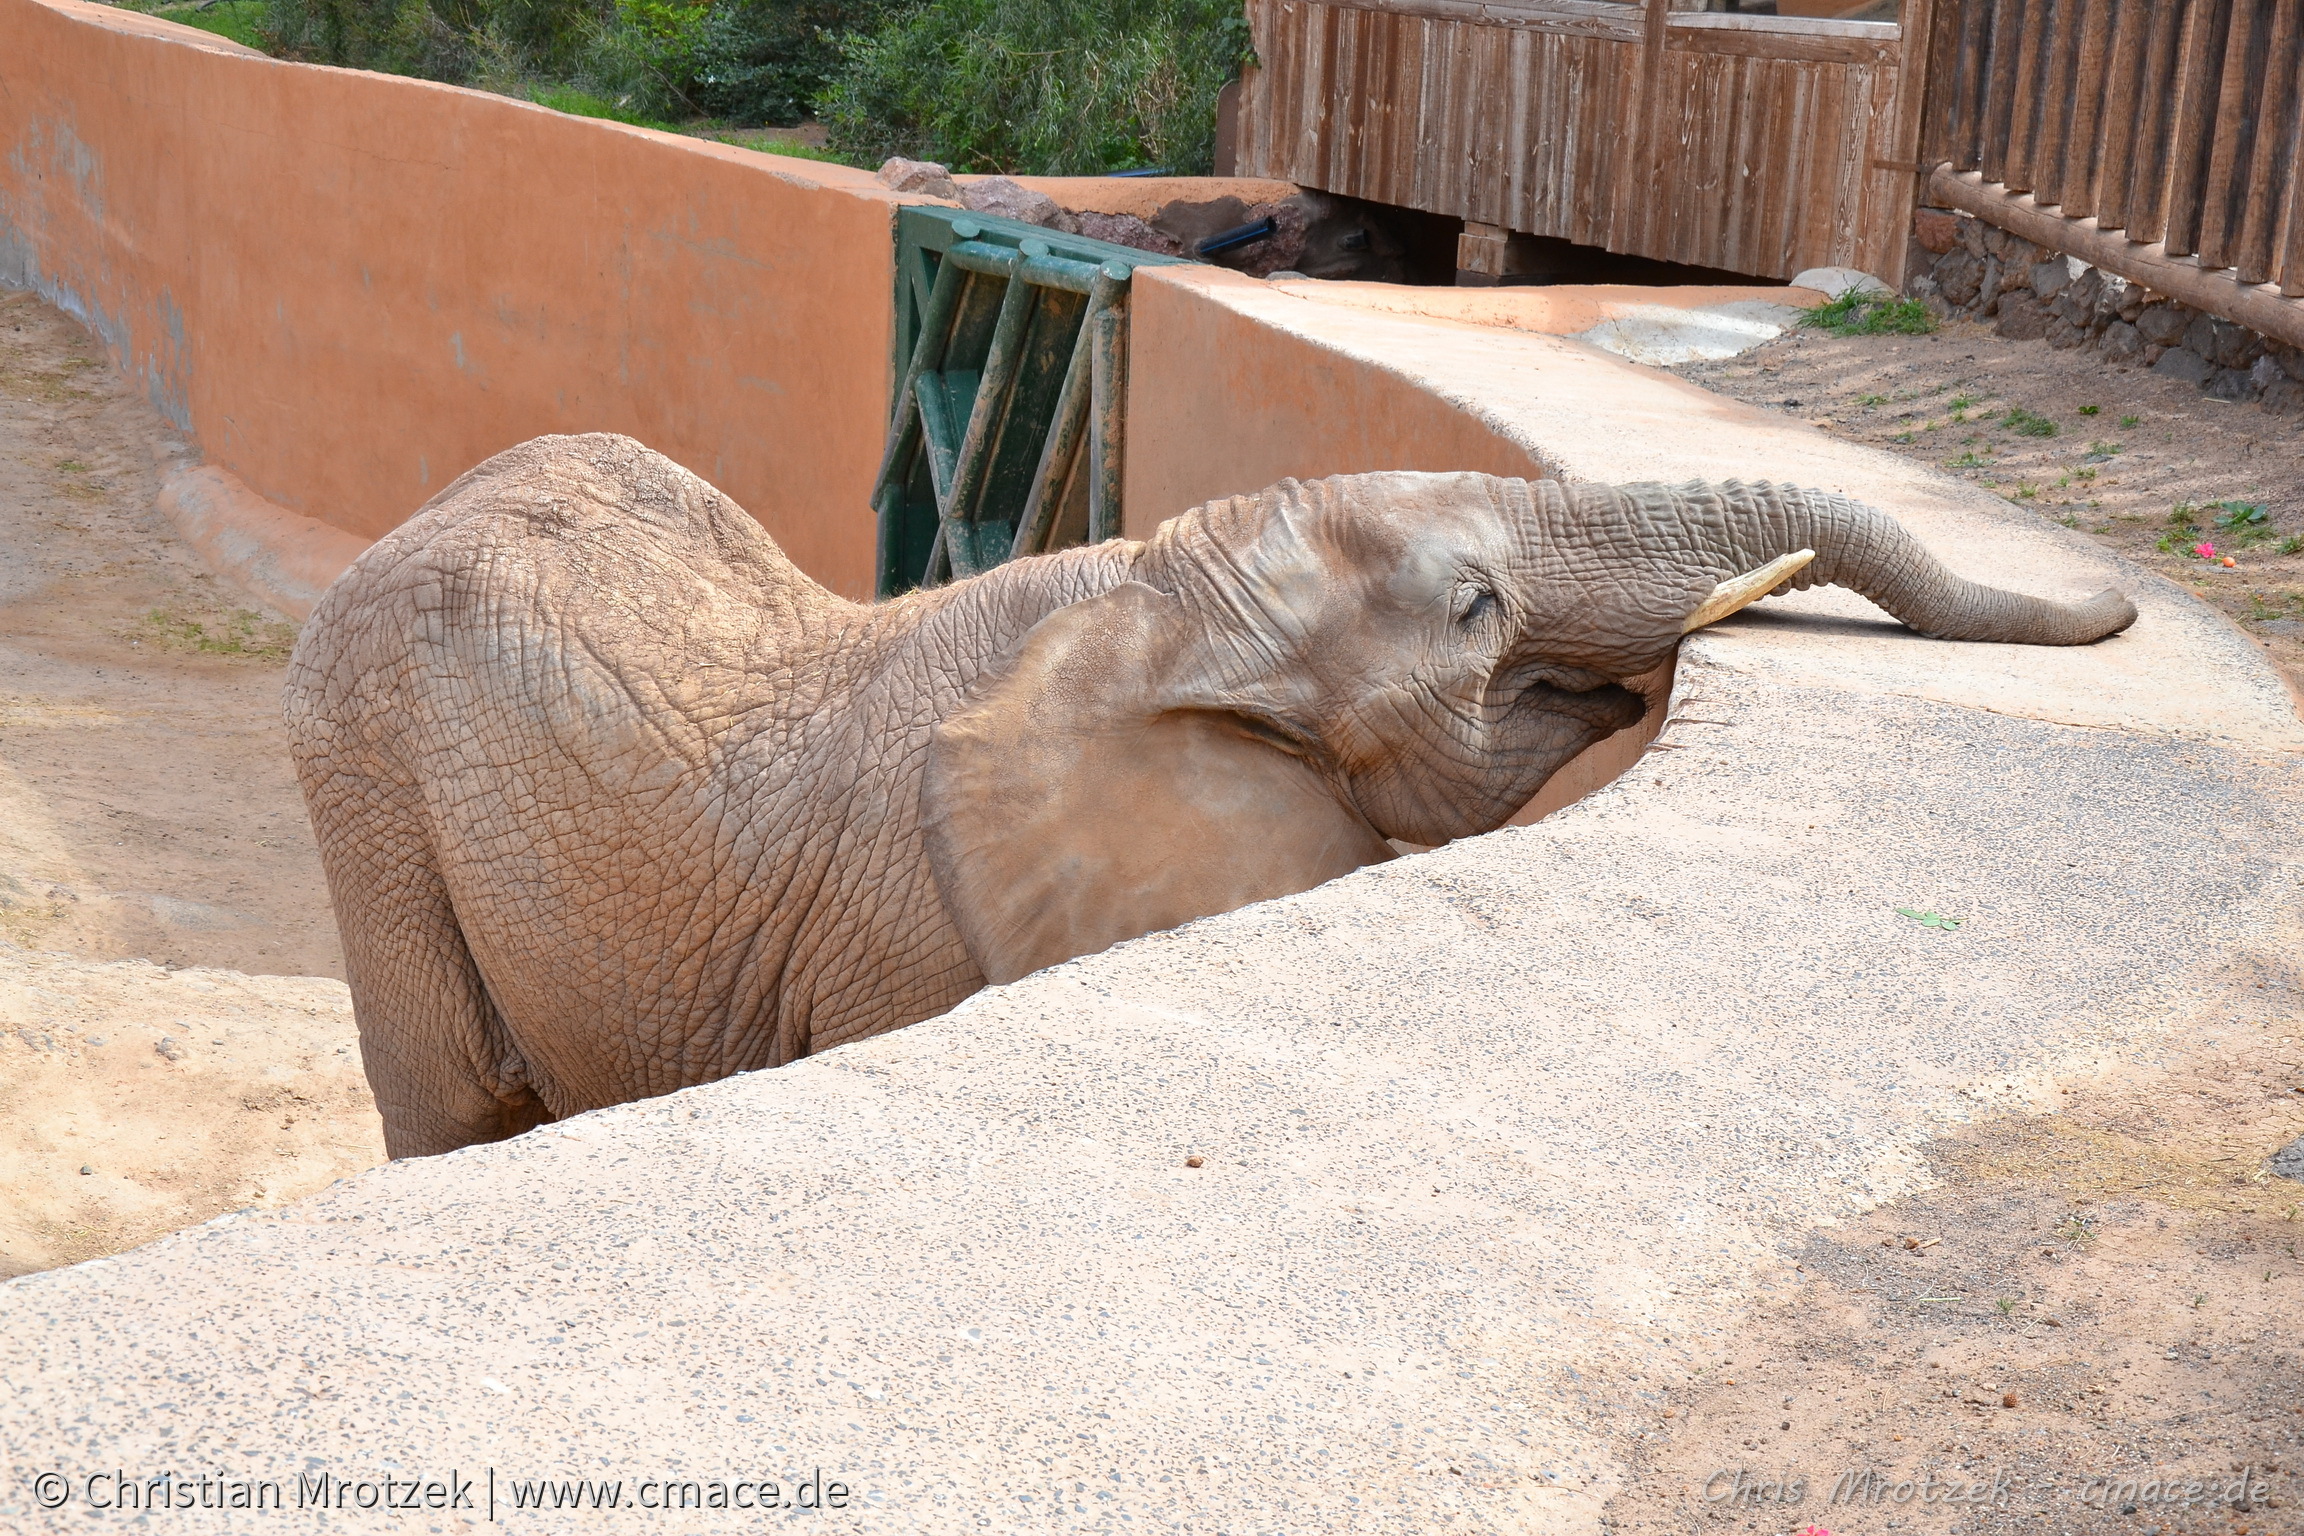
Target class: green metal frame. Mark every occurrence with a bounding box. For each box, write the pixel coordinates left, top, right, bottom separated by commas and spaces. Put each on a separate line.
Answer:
873, 207, 1189, 597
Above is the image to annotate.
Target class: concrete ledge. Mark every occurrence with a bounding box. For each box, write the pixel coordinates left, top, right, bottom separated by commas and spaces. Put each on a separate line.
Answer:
155, 464, 372, 621
6, 266, 2301, 1534
1269, 279, 1830, 366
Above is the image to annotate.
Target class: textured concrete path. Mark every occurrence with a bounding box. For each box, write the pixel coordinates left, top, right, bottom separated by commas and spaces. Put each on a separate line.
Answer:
3, 310, 2300, 1534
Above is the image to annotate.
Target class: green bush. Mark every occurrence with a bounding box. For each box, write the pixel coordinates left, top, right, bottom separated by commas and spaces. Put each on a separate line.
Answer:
251, 0, 1250, 169
820, 0, 1252, 174
574, 0, 891, 124
259, 0, 480, 76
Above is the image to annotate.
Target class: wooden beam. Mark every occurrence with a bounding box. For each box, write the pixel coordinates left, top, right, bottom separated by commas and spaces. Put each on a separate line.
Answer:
1928, 164, 2304, 348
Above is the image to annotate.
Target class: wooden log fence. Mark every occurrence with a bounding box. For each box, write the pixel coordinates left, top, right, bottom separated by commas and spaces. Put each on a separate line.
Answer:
1924, 0, 2304, 314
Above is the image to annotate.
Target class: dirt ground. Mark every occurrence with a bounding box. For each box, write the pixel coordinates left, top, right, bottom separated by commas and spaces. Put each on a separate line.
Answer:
1608, 316, 2304, 1535
1676, 315, 2304, 700
1600, 944, 2304, 1535
0, 288, 343, 976
0, 288, 379, 1277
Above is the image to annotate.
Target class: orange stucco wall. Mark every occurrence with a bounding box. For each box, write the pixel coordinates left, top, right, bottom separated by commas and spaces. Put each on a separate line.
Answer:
1122, 266, 1551, 534
0, 0, 901, 596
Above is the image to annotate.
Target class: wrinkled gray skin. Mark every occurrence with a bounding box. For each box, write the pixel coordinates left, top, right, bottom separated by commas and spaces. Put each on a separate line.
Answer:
287, 433, 2134, 1156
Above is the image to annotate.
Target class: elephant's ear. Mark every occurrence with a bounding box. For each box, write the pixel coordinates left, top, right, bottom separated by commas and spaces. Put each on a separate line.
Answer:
923, 582, 1393, 986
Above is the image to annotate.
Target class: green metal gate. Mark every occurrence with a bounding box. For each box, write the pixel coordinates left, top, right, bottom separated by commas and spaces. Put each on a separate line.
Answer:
872, 207, 1189, 597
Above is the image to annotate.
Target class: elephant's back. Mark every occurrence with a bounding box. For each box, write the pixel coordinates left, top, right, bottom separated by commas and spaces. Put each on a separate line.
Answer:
287, 434, 847, 755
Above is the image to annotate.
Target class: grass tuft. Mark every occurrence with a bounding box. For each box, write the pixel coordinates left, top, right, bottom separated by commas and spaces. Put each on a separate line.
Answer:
1801, 291, 1938, 337
531, 85, 679, 131
134, 607, 297, 661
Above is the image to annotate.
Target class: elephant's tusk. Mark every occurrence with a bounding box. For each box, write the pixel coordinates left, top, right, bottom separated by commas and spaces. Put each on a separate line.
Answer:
1681, 549, 1816, 633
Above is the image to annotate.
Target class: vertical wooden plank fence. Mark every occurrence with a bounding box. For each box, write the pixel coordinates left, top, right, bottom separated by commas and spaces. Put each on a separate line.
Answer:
1236, 0, 1920, 284
1924, 0, 2304, 307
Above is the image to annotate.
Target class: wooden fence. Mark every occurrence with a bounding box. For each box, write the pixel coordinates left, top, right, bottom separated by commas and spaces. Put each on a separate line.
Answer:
1236, 0, 1926, 285
1922, 0, 2304, 295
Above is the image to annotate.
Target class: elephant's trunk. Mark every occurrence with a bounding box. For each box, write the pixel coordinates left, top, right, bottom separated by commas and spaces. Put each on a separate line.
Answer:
1612, 480, 2137, 646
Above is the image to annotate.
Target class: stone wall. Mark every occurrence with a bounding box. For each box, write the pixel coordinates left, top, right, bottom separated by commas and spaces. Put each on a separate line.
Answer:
1906, 206, 2303, 417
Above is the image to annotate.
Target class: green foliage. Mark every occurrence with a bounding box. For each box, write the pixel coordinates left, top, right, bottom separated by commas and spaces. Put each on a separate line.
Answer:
574, 0, 899, 125
2209, 500, 2278, 547
2001, 406, 2057, 437
2166, 502, 2200, 531
259, 0, 482, 77
150, 0, 270, 48
1801, 291, 1938, 337
254, 0, 1242, 166
819, 0, 1253, 174
532, 82, 678, 128
1896, 907, 1963, 930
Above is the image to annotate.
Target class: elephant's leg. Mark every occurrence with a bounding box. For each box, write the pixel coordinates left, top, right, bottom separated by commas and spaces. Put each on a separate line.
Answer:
316, 781, 550, 1159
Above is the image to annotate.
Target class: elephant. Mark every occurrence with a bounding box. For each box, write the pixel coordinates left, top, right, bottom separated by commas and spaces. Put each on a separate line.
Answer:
285, 433, 2134, 1156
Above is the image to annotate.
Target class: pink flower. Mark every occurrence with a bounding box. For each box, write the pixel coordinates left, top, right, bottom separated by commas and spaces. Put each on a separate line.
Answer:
1796, 1526, 1836, 1536
2192, 542, 2216, 559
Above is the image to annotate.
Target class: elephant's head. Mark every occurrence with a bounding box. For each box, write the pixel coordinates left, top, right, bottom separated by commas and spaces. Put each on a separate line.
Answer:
923, 473, 2135, 984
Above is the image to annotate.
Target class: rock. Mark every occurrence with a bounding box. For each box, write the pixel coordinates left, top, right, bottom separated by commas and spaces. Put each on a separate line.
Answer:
2096, 320, 2144, 362
1933, 248, 1983, 307
2030, 256, 2073, 301
2152, 346, 2215, 385
1792, 266, 1892, 299
2136, 303, 2190, 347
2061, 267, 2101, 322
875, 157, 960, 201
2183, 312, 2221, 361
2265, 378, 2304, 415
2143, 344, 2166, 366
1913, 207, 1964, 254
2207, 366, 2260, 402
2045, 318, 2085, 349
1149, 194, 1314, 277
2275, 342, 2304, 381
2271, 1135, 2304, 1181
1984, 227, 2042, 268
1066, 211, 1186, 258
2090, 270, 2127, 324
1976, 255, 2006, 314
2253, 355, 2287, 392
1905, 273, 1943, 306
2208, 319, 2262, 371
155, 1035, 186, 1062
1956, 214, 1989, 257
1995, 293, 2051, 340
959, 177, 1070, 230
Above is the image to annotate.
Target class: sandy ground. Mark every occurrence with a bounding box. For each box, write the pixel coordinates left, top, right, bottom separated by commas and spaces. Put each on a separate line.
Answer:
0, 289, 380, 1277
1676, 316, 2304, 700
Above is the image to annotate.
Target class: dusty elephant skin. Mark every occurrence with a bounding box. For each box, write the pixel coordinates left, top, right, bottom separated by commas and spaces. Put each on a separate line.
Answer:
286, 434, 2135, 1157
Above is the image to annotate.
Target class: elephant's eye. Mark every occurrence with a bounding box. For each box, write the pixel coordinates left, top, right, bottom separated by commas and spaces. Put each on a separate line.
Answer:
1454, 585, 1499, 628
